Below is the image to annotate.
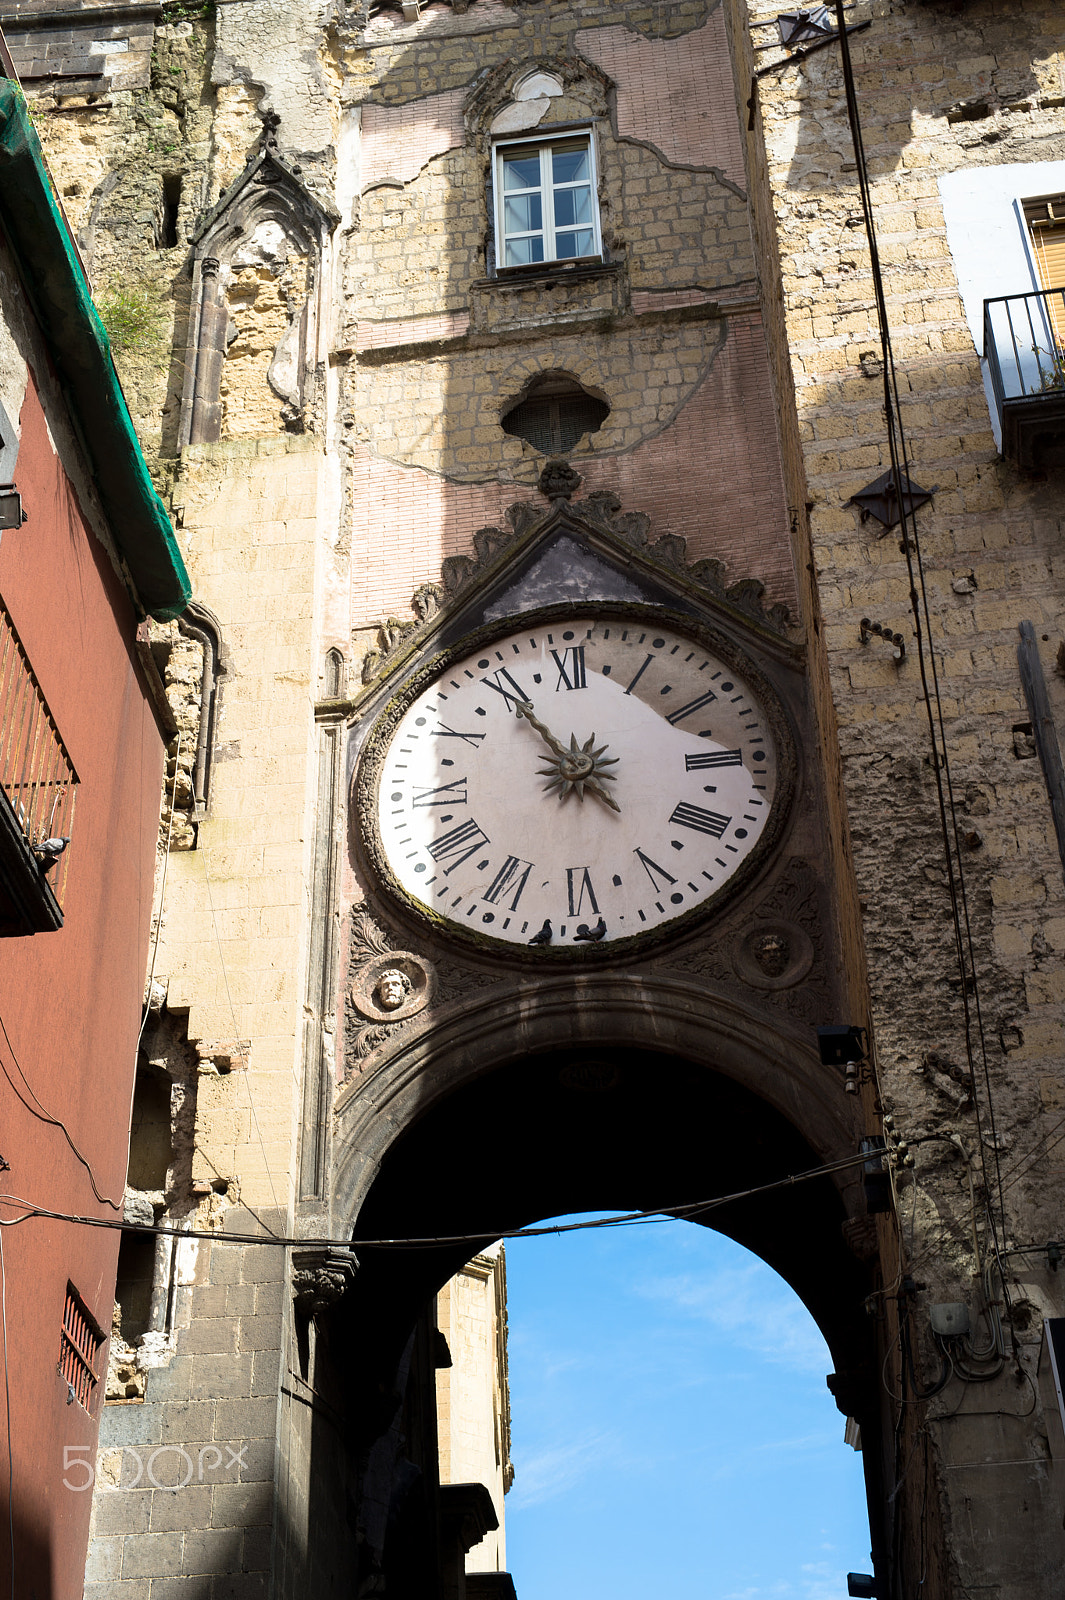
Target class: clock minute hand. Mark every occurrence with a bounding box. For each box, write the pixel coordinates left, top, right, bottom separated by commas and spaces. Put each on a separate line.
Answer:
515, 700, 621, 814
514, 699, 568, 760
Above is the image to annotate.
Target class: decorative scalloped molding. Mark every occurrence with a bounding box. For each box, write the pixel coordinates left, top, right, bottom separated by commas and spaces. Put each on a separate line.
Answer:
359, 475, 793, 689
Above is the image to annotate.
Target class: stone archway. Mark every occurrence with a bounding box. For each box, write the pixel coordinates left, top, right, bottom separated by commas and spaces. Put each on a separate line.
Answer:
276, 984, 889, 1600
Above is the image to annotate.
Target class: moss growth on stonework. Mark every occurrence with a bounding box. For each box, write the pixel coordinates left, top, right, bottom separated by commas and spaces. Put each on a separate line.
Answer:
98, 279, 168, 356
160, 0, 215, 19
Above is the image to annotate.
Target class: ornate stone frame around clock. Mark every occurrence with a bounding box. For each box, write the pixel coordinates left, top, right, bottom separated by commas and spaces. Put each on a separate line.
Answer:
353, 598, 800, 966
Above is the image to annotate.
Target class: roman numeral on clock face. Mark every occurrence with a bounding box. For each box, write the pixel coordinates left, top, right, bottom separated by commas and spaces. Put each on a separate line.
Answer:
480, 667, 529, 712
633, 848, 677, 892
685, 749, 743, 771
433, 723, 486, 748
412, 777, 469, 806
427, 818, 490, 874
484, 855, 534, 911
669, 802, 731, 838
666, 690, 717, 725
567, 867, 600, 918
552, 646, 587, 691
624, 654, 654, 696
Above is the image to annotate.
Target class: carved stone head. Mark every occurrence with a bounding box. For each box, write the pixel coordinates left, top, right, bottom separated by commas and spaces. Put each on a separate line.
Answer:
751, 931, 790, 978
350, 947, 435, 1024
375, 967, 413, 1011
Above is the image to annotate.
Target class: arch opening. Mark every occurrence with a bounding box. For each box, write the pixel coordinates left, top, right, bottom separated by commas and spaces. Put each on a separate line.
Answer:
288, 1042, 888, 1600
504, 1215, 873, 1600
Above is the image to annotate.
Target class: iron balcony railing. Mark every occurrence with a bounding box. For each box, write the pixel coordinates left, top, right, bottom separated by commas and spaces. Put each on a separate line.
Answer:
984, 286, 1065, 410
0, 595, 77, 906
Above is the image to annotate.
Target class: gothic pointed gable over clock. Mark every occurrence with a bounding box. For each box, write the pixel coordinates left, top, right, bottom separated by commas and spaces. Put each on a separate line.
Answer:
350, 478, 804, 961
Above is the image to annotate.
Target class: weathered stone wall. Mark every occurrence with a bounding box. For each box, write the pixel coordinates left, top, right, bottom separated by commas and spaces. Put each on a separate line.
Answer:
31, 11, 227, 460
25, 0, 1065, 1594
436, 1246, 512, 1576
83, 432, 323, 1596
748, 0, 1065, 1591
89, 1202, 286, 1595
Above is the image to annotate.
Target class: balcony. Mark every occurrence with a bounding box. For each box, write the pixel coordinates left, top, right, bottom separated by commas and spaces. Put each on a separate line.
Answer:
0, 596, 77, 934
984, 288, 1065, 471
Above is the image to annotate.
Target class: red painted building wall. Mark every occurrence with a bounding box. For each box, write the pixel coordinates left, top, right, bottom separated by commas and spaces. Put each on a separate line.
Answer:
0, 370, 166, 1598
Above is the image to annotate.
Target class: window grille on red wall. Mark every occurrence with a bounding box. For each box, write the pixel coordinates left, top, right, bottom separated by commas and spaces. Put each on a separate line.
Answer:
0, 593, 78, 908
59, 1284, 104, 1412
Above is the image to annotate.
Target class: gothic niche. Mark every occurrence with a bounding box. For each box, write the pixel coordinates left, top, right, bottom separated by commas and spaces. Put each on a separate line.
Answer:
179, 149, 339, 445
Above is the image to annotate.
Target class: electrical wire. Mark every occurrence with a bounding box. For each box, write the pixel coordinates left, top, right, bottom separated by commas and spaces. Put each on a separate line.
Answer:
831, 2, 1009, 1260
0, 1149, 870, 1250
0, 1008, 122, 1211
0, 1227, 12, 1600
199, 846, 282, 1232
997, 1108, 1065, 1195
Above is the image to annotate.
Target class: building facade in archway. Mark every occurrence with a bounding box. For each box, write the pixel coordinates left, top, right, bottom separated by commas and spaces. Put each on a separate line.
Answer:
11, 0, 1065, 1596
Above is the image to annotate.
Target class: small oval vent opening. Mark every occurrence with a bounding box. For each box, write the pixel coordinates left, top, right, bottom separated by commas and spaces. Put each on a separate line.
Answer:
501, 373, 609, 455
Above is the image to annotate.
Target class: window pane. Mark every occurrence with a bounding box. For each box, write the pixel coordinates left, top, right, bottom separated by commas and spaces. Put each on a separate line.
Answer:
554, 229, 596, 260
503, 154, 541, 191
504, 194, 542, 235
552, 146, 589, 184
554, 186, 593, 229
505, 236, 545, 266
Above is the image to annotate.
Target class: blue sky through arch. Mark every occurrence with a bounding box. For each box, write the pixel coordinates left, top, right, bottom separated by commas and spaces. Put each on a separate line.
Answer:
503, 1216, 871, 1600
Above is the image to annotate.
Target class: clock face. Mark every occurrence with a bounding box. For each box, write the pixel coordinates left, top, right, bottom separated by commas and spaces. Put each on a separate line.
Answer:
368, 614, 787, 952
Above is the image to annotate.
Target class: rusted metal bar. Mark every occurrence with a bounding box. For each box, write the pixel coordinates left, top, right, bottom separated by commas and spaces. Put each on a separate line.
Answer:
0, 595, 79, 902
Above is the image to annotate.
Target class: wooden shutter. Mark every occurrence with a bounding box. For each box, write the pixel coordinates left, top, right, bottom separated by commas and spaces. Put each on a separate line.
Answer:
1025, 196, 1065, 343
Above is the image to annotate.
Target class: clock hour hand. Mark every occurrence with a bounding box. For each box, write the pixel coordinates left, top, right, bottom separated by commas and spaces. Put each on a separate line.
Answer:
515, 700, 621, 813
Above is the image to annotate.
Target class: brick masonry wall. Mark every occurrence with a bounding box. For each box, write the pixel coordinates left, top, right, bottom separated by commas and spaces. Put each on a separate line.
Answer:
161, 438, 322, 1205
336, 1, 795, 663
579, 13, 747, 186
4, 8, 156, 95
360, 92, 466, 187
750, 0, 1065, 1240
80, 433, 323, 1599
344, 310, 792, 626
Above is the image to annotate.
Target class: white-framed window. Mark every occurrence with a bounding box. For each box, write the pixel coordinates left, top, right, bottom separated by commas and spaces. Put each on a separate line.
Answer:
493, 131, 601, 269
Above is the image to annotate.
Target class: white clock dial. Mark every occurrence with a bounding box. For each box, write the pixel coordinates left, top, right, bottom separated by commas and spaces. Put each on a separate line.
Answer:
372, 616, 783, 950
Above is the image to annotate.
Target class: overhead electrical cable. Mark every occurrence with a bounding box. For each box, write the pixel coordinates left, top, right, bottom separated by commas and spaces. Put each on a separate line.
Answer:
0, 1008, 123, 1211
200, 845, 283, 1233
0, 1149, 870, 1250
831, 0, 1009, 1259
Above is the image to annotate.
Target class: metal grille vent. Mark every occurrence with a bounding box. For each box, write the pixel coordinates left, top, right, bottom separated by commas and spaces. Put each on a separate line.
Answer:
59, 1284, 104, 1411
501, 379, 609, 455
